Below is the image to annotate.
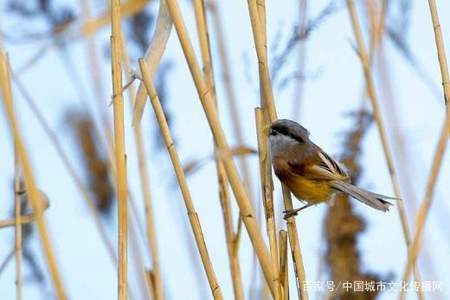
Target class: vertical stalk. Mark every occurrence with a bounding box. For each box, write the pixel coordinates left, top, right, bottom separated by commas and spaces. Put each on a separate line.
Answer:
14, 148, 22, 300
193, 1, 244, 299
163, 0, 277, 297
279, 230, 289, 300
282, 187, 307, 300
400, 1, 450, 297
346, 0, 419, 277
255, 108, 280, 298
109, 0, 128, 298
246, 1, 309, 298
139, 59, 224, 300
0, 50, 67, 300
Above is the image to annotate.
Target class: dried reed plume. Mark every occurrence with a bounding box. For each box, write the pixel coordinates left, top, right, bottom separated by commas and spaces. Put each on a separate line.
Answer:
325, 109, 383, 300
67, 112, 114, 216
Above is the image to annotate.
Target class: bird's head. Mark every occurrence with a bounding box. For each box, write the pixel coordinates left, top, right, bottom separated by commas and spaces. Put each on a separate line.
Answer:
269, 119, 310, 155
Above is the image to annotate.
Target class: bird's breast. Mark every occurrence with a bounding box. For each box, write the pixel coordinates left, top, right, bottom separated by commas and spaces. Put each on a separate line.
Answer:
272, 155, 334, 203
286, 176, 333, 203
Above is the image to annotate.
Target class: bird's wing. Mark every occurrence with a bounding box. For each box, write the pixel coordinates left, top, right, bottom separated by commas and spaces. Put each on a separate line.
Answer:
288, 147, 349, 181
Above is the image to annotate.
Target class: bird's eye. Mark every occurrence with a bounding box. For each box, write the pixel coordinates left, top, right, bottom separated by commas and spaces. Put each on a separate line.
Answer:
292, 134, 305, 143
269, 129, 277, 136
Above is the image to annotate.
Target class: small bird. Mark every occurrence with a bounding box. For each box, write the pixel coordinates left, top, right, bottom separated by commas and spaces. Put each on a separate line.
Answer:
269, 119, 394, 218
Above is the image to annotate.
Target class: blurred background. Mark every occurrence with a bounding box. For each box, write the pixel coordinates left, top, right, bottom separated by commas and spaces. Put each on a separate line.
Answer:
0, 0, 449, 299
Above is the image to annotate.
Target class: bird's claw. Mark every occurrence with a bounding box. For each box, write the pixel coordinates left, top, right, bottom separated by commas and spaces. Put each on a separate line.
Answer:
283, 209, 298, 220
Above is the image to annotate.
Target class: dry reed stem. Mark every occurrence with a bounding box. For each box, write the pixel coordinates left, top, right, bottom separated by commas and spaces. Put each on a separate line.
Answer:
247, 1, 309, 298
0, 52, 67, 300
350, 3, 425, 298
97, 0, 164, 295
109, 0, 128, 298
135, 125, 164, 300
399, 121, 449, 297
349, 6, 425, 297
256, 108, 281, 299
193, 1, 245, 299
193, 0, 213, 90
12, 74, 117, 266
282, 186, 308, 300
279, 230, 289, 300
14, 153, 22, 300
246, 0, 277, 121
216, 159, 245, 300
427, 0, 450, 107
400, 1, 450, 297
162, 0, 278, 296
139, 59, 224, 300
367, 0, 387, 62
364, 2, 427, 299
79, 0, 114, 153
132, 0, 173, 126
207, 0, 257, 252
346, 0, 414, 258
0, 195, 49, 229
81, 0, 149, 37
117, 19, 166, 300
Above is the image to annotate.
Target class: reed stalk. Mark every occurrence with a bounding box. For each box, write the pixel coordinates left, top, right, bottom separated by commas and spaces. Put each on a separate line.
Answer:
282, 187, 308, 300
0, 51, 67, 300
216, 161, 245, 300
119, 24, 165, 300
400, 1, 450, 298
0, 197, 49, 229
193, 1, 245, 299
109, 0, 128, 298
255, 108, 281, 298
139, 59, 224, 299
207, 0, 257, 264
12, 74, 117, 266
246, 0, 276, 121
132, 0, 172, 126
161, 0, 278, 296
79, 0, 114, 153
279, 230, 289, 300
346, 0, 415, 264
347, 3, 428, 299
14, 150, 22, 300
247, 1, 309, 298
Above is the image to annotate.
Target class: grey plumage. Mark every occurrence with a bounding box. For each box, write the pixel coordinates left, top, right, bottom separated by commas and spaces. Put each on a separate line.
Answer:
269, 119, 395, 213
330, 181, 392, 212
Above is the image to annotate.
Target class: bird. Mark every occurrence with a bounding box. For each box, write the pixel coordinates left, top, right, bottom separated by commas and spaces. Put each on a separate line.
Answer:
268, 119, 394, 218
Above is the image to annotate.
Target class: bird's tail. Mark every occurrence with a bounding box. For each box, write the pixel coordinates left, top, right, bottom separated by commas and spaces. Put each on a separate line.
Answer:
330, 181, 394, 212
